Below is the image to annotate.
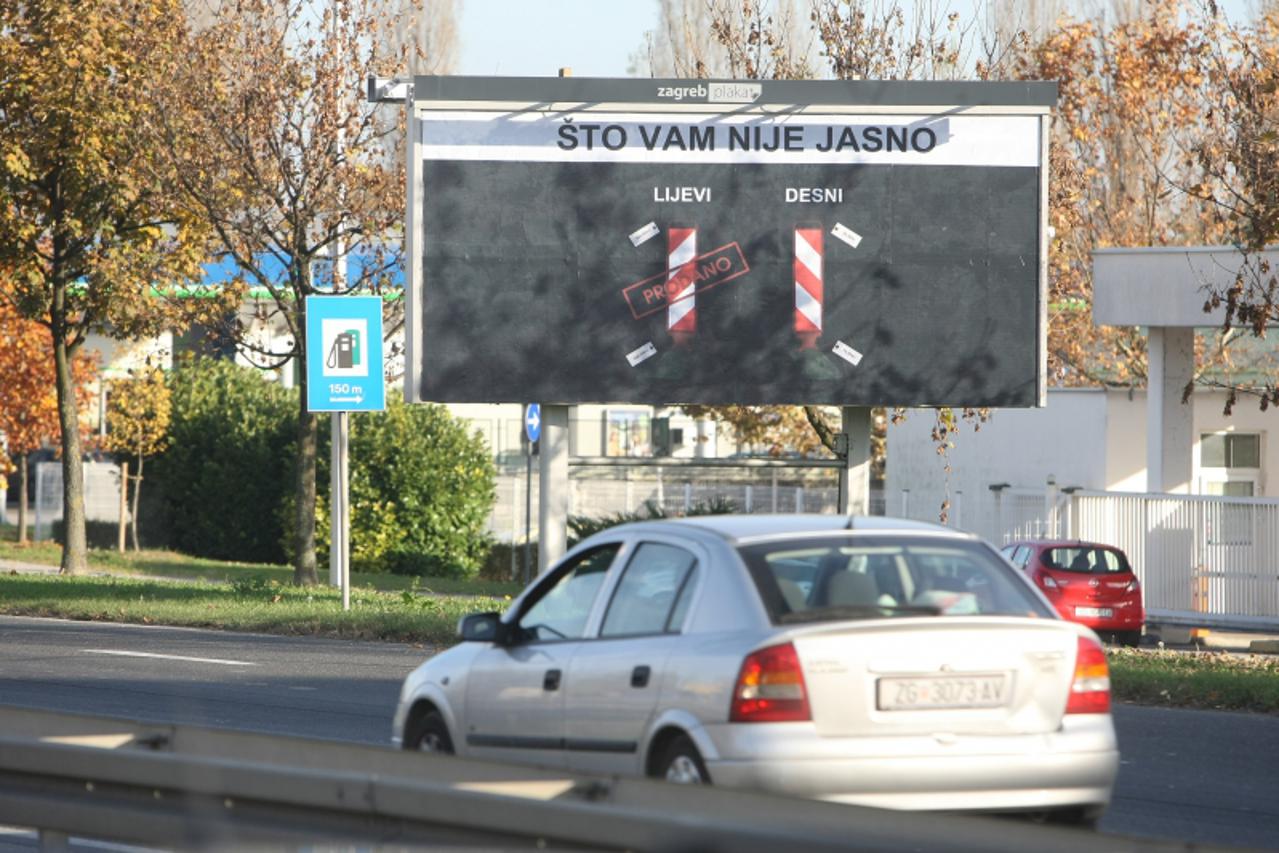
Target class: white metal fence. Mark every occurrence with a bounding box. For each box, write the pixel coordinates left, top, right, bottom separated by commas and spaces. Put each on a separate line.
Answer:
894, 484, 1279, 631
486, 459, 880, 547
33, 461, 124, 540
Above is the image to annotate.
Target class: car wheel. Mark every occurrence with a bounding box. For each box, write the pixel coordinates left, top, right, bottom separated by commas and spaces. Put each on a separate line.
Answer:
658, 735, 711, 785
404, 708, 454, 754
1115, 630, 1142, 648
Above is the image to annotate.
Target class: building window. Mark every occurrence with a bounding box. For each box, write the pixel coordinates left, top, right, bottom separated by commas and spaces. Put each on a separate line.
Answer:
1200, 432, 1261, 498
1200, 433, 1260, 471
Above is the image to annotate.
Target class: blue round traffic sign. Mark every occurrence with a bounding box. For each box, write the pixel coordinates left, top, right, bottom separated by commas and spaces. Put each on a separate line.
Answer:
524, 403, 541, 444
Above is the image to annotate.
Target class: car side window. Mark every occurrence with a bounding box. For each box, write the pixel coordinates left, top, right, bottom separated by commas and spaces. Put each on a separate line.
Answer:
1013, 546, 1032, 567
600, 542, 697, 638
517, 545, 619, 642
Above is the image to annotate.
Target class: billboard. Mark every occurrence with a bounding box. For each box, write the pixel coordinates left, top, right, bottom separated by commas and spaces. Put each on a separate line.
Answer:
405, 77, 1055, 407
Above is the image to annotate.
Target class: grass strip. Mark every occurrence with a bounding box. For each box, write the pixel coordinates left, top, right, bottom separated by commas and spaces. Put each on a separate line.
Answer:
0, 573, 510, 646
1108, 647, 1279, 714
0, 534, 522, 598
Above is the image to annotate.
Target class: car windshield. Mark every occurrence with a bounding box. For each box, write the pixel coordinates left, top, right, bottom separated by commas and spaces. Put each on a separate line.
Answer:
1043, 547, 1130, 575
737, 536, 1054, 624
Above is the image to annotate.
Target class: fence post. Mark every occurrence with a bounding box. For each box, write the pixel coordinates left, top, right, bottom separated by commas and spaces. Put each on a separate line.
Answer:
771, 471, 778, 513
683, 482, 692, 513
656, 466, 665, 512
1045, 475, 1059, 539
796, 486, 805, 512
900, 489, 910, 519
117, 462, 128, 554
745, 484, 753, 513
624, 468, 633, 513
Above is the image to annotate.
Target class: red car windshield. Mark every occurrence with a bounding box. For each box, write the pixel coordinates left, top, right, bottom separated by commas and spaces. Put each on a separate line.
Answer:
1042, 547, 1131, 575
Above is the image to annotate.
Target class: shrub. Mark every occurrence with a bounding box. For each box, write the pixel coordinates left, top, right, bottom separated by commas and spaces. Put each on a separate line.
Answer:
144, 357, 296, 564
343, 399, 495, 579
568, 496, 738, 543
52, 519, 122, 550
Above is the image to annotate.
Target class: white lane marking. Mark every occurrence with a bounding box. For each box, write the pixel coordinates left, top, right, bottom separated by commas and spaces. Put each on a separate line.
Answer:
42, 733, 136, 749
82, 649, 258, 666
454, 780, 577, 800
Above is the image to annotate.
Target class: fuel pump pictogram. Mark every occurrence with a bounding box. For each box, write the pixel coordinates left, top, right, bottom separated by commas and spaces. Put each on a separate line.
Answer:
327, 329, 362, 371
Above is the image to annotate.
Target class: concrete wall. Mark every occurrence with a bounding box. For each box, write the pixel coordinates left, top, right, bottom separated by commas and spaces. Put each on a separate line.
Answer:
887, 388, 1277, 504
886, 390, 1110, 502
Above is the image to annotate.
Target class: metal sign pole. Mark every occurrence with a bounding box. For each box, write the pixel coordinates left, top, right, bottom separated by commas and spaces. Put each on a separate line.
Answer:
523, 446, 533, 584
330, 414, 341, 588
339, 410, 350, 611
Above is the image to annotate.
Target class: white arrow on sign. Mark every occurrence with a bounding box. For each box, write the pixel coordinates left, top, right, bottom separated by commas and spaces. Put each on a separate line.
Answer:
331, 395, 364, 404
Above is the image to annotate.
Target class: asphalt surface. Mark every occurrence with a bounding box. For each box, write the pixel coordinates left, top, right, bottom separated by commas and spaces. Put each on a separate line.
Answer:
0, 614, 1277, 849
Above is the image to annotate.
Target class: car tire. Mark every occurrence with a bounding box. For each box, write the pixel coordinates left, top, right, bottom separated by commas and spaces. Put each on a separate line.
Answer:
1115, 630, 1141, 648
657, 734, 711, 785
403, 708, 454, 754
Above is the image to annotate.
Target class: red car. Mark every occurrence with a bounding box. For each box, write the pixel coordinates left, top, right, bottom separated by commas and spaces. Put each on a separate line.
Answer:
1001, 540, 1145, 647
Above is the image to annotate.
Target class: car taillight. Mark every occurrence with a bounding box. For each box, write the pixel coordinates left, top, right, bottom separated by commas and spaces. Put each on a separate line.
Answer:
1065, 636, 1111, 714
1124, 578, 1140, 594
730, 642, 811, 723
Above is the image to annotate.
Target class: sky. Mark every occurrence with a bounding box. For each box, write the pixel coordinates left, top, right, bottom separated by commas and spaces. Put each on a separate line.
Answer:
454, 0, 1260, 80
456, 0, 659, 77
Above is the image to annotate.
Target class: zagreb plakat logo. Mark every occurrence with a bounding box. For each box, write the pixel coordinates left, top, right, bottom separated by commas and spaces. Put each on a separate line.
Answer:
322, 318, 369, 377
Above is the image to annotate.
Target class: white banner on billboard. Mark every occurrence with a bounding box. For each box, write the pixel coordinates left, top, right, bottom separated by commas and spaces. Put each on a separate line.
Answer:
419, 111, 1039, 167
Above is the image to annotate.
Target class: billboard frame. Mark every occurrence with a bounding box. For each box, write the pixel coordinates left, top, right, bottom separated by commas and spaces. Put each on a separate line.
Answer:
404, 76, 1056, 408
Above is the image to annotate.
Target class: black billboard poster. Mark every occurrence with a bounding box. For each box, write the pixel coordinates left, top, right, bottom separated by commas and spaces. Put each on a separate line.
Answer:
409, 78, 1054, 408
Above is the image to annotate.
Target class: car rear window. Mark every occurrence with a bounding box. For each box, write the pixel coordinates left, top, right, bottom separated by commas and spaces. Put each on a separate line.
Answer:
737, 536, 1054, 624
1042, 547, 1130, 575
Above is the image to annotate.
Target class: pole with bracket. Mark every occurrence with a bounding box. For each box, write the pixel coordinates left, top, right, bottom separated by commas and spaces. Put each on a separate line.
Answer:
838, 406, 873, 515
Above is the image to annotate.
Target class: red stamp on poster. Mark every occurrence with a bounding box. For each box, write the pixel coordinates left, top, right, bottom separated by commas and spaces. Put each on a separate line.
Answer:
622, 242, 751, 321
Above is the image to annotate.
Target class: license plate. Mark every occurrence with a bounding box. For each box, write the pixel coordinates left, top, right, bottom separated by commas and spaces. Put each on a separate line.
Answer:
1075, 606, 1113, 618
876, 674, 1009, 711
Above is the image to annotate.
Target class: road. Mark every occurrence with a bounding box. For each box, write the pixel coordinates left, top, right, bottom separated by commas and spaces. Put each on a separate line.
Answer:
1, 614, 1276, 849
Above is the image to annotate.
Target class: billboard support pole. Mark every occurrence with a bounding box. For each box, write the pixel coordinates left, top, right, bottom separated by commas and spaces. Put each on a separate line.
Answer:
538, 404, 569, 574
839, 406, 872, 516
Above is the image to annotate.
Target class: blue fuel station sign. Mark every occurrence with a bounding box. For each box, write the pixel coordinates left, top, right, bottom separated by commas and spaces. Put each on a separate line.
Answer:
305, 295, 386, 412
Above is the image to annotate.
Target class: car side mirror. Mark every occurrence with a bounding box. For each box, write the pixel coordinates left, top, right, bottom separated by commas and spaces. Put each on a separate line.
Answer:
458, 612, 506, 644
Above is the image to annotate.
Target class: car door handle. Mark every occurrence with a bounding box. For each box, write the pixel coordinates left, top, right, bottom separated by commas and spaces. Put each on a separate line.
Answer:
631, 665, 651, 688
543, 668, 562, 691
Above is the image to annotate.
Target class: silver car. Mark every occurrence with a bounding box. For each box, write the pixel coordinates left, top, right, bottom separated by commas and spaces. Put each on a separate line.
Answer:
391, 515, 1119, 824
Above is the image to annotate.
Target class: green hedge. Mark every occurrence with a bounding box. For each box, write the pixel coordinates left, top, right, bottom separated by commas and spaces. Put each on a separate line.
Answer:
143, 357, 296, 563
345, 398, 496, 579
143, 358, 496, 579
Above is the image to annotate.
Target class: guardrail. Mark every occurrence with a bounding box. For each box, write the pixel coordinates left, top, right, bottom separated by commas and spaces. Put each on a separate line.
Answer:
0, 704, 1188, 852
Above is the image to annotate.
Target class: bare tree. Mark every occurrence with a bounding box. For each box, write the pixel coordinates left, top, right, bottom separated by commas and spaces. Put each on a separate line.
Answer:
149, 0, 455, 584
634, 0, 817, 78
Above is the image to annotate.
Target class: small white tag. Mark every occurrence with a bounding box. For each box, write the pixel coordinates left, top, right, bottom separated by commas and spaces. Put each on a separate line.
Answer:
629, 222, 660, 247
833, 340, 863, 366
832, 223, 862, 249
626, 341, 658, 366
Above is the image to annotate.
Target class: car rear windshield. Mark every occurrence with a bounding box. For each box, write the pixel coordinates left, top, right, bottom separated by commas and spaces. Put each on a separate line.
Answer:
1042, 547, 1131, 575
737, 536, 1054, 624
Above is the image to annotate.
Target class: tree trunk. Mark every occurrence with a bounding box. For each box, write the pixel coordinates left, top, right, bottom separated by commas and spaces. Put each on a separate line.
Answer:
53, 331, 87, 574
130, 455, 142, 552
803, 405, 843, 458
17, 454, 28, 545
293, 395, 319, 586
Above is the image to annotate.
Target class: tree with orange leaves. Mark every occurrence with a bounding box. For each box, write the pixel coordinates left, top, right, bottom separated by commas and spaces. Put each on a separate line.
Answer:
0, 298, 96, 543
0, 0, 240, 574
